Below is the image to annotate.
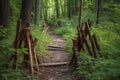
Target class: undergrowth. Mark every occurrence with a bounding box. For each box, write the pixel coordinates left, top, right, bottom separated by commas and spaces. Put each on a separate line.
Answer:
53, 17, 120, 80
0, 20, 52, 80
54, 18, 77, 52
31, 24, 52, 57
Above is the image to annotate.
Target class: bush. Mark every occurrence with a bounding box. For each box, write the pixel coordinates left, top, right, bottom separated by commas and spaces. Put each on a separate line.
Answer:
54, 18, 77, 52
76, 52, 120, 80
31, 24, 52, 57
76, 23, 120, 80
0, 22, 52, 79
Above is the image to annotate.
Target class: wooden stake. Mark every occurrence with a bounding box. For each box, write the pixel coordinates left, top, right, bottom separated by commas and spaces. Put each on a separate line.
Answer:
13, 19, 22, 69
70, 47, 78, 69
80, 30, 93, 56
70, 39, 79, 68
87, 19, 91, 28
33, 39, 39, 72
77, 25, 85, 52
26, 28, 34, 76
93, 34, 102, 57
85, 22, 97, 58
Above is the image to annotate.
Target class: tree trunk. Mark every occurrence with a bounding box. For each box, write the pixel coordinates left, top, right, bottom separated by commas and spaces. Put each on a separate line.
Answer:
55, 0, 59, 18
35, 0, 41, 25
68, 0, 72, 19
96, 0, 103, 25
43, 0, 48, 22
44, 8, 48, 23
0, 0, 10, 27
20, 0, 33, 26
79, 0, 83, 27
74, 0, 78, 15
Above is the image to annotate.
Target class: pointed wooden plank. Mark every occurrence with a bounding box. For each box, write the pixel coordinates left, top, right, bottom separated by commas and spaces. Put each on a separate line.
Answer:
85, 22, 97, 58
26, 28, 34, 76
33, 48, 40, 72
80, 30, 93, 56
33, 39, 39, 72
87, 19, 92, 28
77, 26, 84, 52
93, 34, 103, 57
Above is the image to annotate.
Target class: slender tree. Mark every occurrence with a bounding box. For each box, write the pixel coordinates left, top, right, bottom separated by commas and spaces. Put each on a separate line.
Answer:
35, 0, 41, 25
79, 0, 83, 27
55, 0, 59, 18
67, 0, 72, 19
44, 5, 48, 22
42, 0, 48, 22
0, 0, 10, 27
96, 0, 104, 25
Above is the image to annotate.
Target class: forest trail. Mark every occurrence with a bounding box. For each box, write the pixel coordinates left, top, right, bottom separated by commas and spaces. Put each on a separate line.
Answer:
39, 28, 77, 80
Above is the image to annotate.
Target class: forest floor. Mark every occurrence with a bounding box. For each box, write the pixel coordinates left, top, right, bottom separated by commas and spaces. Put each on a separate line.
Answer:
39, 28, 77, 80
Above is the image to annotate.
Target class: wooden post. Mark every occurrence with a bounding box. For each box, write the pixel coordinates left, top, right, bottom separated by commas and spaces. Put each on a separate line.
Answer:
33, 39, 39, 72
70, 39, 79, 69
77, 26, 85, 52
88, 19, 91, 28
78, 36, 85, 52
13, 19, 22, 69
80, 30, 93, 56
85, 22, 97, 58
84, 20, 92, 36
93, 34, 102, 57
25, 28, 34, 76
12, 19, 40, 76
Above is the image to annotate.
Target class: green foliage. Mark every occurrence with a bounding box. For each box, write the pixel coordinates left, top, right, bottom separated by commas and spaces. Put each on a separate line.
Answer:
83, 0, 94, 9
0, 69, 25, 80
54, 18, 77, 32
10, 0, 22, 20
77, 52, 120, 80
76, 23, 120, 80
63, 32, 76, 52
31, 24, 52, 57
54, 18, 77, 52
1, 0, 120, 79
54, 26, 73, 36
0, 69, 39, 80
91, 23, 120, 58
54, 15, 120, 80
0, 23, 52, 79
0, 26, 28, 80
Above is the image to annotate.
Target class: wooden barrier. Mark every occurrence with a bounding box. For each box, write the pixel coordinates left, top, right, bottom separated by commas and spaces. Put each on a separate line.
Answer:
12, 19, 40, 76
70, 20, 102, 68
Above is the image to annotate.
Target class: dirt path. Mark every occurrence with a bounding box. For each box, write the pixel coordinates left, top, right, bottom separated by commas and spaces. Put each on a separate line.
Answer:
39, 29, 77, 80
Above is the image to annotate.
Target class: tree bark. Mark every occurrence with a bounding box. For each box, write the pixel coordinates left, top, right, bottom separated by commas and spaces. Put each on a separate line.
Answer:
20, 0, 33, 26
79, 0, 83, 27
35, 0, 41, 25
67, 0, 72, 19
0, 0, 10, 27
96, 0, 103, 25
44, 8, 48, 23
